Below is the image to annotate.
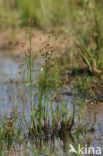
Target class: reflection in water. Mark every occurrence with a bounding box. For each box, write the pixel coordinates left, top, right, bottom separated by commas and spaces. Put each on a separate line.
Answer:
0, 53, 103, 155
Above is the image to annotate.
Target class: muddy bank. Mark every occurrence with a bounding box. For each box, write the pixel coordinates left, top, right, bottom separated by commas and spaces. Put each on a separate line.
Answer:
0, 28, 71, 57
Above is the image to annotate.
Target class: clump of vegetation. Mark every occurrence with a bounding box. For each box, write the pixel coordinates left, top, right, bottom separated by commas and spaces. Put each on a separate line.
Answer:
76, 37, 101, 75
18, 21, 79, 138
0, 116, 14, 147
0, 110, 22, 155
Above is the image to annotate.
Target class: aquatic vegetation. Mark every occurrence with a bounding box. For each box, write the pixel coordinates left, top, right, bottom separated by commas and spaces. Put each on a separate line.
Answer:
0, 110, 22, 155
17, 21, 80, 139
76, 37, 101, 74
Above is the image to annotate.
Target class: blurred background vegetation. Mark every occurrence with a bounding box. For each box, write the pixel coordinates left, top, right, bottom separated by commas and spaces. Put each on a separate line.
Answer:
0, 0, 103, 32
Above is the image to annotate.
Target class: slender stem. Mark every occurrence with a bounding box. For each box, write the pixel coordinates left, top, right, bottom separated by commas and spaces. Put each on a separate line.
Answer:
29, 21, 36, 128
29, 24, 33, 106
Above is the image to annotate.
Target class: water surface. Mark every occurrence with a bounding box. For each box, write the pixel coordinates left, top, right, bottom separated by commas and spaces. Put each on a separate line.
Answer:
0, 53, 103, 155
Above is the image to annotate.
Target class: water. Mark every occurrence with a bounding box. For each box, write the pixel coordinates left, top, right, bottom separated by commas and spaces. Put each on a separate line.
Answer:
0, 53, 103, 155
